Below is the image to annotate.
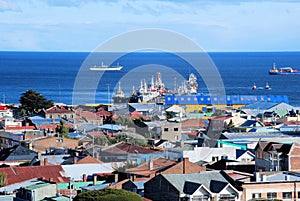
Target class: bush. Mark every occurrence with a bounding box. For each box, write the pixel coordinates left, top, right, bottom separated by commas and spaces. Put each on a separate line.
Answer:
74, 188, 143, 201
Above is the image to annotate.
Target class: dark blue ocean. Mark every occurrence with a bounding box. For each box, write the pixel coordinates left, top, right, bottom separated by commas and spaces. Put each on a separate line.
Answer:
0, 51, 300, 106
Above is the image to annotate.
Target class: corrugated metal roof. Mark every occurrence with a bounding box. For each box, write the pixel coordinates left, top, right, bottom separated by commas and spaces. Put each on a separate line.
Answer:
61, 163, 114, 180
162, 171, 229, 193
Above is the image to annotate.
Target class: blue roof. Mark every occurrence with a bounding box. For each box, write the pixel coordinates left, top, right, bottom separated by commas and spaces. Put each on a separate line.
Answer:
99, 124, 124, 131
165, 95, 289, 105
242, 102, 279, 110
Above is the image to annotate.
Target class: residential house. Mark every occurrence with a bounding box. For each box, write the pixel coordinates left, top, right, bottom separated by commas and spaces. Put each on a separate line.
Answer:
143, 121, 182, 142
16, 181, 57, 201
242, 171, 300, 200
183, 146, 236, 163
0, 165, 69, 187
128, 103, 159, 117
74, 107, 103, 126
144, 171, 241, 201
162, 157, 206, 174
242, 102, 295, 124
0, 145, 37, 165
27, 136, 79, 153
125, 157, 177, 180
0, 105, 13, 118
99, 142, 163, 164
254, 141, 300, 172
44, 105, 74, 120
122, 179, 147, 196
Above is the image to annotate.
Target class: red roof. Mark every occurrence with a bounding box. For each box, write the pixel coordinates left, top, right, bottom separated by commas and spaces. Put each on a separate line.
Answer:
4, 126, 35, 130
77, 155, 103, 164
0, 105, 10, 111
102, 142, 158, 155
46, 106, 73, 114
126, 157, 176, 176
0, 165, 69, 185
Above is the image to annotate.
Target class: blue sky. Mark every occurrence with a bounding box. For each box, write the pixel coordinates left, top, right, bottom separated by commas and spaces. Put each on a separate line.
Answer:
1, 0, 300, 52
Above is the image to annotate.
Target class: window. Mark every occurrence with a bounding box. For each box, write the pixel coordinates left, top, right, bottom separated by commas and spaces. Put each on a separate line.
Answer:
282, 192, 292, 199
164, 128, 169, 132
252, 193, 261, 199
267, 192, 277, 199
174, 128, 178, 131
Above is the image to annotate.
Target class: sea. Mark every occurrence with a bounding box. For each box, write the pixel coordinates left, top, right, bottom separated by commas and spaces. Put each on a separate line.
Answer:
1, 51, 300, 106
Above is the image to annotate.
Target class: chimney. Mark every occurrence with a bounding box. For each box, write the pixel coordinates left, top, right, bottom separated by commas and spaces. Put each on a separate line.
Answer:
183, 157, 188, 174
73, 157, 77, 164
44, 158, 49, 166
83, 174, 87, 182
148, 157, 154, 171
23, 131, 26, 141
93, 175, 97, 186
37, 152, 42, 160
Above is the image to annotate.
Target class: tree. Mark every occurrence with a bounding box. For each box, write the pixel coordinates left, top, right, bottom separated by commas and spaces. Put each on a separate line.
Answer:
56, 119, 69, 138
19, 89, 53, 115
74, 188, 143, 201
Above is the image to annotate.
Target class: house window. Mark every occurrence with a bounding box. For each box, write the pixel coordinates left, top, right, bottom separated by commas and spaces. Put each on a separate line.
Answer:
252, 193, 261, 198
282, 192, 292, 199
164, 128, 169, 132
267, 192, 277, 199
174, 128, 178, 131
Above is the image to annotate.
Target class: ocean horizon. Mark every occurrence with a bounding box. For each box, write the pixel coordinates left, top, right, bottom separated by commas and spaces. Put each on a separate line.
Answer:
1, 51, 300, 106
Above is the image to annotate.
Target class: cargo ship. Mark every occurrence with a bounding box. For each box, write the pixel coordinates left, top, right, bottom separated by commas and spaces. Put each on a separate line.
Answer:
269, 63, 300, 75
90, 62, 123, 71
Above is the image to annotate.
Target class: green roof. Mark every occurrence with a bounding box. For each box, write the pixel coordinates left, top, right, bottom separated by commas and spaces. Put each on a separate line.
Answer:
57, 181, 105, 190
25, 182, 51, 190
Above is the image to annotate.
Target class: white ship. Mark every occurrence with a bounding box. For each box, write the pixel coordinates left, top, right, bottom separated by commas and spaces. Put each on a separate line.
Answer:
90, 62, 123, 71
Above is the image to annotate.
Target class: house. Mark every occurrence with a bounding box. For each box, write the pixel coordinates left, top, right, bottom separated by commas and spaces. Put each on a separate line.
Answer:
254, 141, 300, 172
99, 142, 163, 164
143, 121, 182, 142
74, 108, 103, 126
0, 116, 22, 128
16, 181, 57, 201
0, 145, 37, 165
0, 165, 69, 186
44, 105, 74, 120
162, 157, 206, 174
242, 171, 300, 200
242, 102, 295, 123
144, 171, 241, 201
27, 136, 79, 153
128, 103, 159, 117
122, 179, 147, 196
183, 146, 236, 163
125, 157, 177, 180
0, 105, 13, 118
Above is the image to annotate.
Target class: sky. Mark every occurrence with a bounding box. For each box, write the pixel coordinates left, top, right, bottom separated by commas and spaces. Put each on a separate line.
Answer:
1, 0, 300, 52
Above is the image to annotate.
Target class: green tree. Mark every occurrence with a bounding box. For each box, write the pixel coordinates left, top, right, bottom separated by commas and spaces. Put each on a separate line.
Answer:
56, 119, 69, 138
74, 188, 143, 201
19, 89, 53, 115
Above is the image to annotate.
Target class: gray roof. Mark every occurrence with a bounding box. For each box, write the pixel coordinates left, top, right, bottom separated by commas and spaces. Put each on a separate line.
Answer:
162, 171, 229, 193
2, 145, 37, 161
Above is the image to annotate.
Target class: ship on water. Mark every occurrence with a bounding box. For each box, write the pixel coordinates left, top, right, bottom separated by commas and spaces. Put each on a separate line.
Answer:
269, 63, 300, 75
112, 82, 130, 103
90, 62, 123, 71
